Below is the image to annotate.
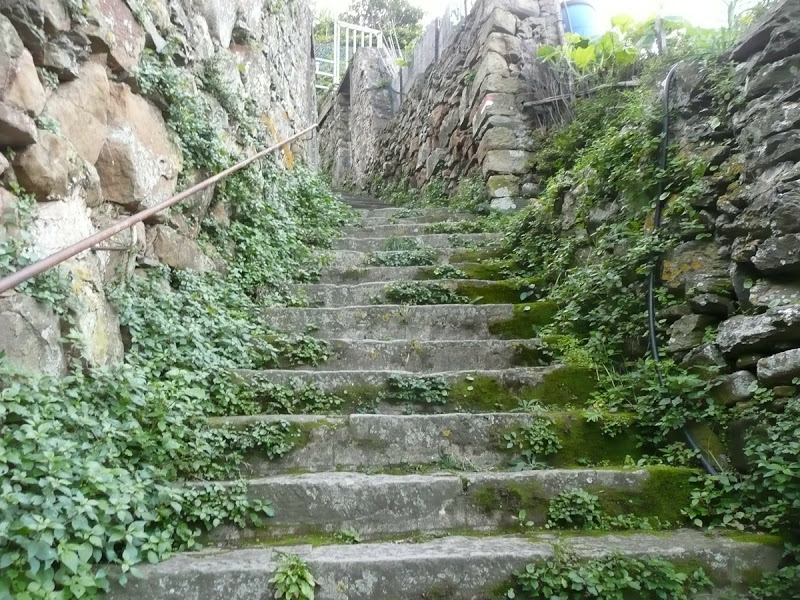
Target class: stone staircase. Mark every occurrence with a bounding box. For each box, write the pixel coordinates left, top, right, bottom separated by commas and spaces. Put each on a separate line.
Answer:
110, 199, 780, 599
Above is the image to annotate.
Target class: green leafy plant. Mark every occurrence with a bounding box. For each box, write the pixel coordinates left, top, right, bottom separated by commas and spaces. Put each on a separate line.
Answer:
270, 554, 316, 600
507, 548, 712, 599
365, 249, 437, 267
333, 527, 363, 545
545, 489, 604, 530
383, 282, 469, 305
431, 265, 469, 279
379, 374, 450, 405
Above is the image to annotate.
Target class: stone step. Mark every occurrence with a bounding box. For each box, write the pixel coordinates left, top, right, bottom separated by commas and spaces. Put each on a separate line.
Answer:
211, 410, 640, 475
341, 222, 479, 238
208, 468, 695, 543
262, 303, 554, 340
321, 248, 500, 268
312, 339, 548, 371
238, 366, 574, 414
107, 532, 781, 600
293, 280, 522, 307
361, 212, 472, 226
317, 263, 511, 284
332, 233, 502, 252
356, 207, 462, 219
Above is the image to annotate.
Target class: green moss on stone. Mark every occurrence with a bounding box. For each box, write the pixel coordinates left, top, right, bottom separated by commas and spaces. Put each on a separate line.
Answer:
455, 281, 524, 304
488, 302, 558, 338
511, 342, 553, 367
450, 248, 505, 262
532, 365, 597, 406
549, 411, 642, 466
590, 466, 696, 524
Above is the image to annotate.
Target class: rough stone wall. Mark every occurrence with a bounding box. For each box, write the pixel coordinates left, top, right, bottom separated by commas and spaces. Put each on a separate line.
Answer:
0, 0, 317, 375
663, 0, 800, 404
319, 0, 562, 208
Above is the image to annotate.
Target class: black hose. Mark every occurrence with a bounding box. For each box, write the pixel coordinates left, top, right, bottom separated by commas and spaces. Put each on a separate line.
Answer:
648, 62, 719, 476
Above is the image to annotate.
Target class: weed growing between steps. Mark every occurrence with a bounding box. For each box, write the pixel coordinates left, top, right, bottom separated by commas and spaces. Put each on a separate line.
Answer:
505, 548, 713, 599
269, 554, 316, 600
382, 282, 470, 305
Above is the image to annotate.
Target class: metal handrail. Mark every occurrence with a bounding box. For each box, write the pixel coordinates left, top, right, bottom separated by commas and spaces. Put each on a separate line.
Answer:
0, 124, 318, 296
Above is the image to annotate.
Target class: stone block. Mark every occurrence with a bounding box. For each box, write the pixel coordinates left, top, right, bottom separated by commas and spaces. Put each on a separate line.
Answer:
478, 7, 516, 40
713, 371, 757, 406
661, 241, 732, 296
666, 314, 717, 354
757, 348, 800, 385
717, 306, 800, 356
484, 32, 522, 62
748, 280, 800, 308
0, 101, 36, 147
486, 0, 540, 20
79, 0, 146, 73
751, 233, 800, 275
481, 149, 533, 175
487, 174, 520, 198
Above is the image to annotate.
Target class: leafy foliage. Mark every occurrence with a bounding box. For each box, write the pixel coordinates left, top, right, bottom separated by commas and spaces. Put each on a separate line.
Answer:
365, 249, 437, 266
340, 0, 423, 50
379, 374, 450, 405
508, 549, 712, 599
270, 554, 316, 600
383, 282, 469, 305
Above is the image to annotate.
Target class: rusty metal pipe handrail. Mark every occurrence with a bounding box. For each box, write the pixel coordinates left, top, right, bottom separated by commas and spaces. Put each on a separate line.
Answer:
0, 124, 318, 296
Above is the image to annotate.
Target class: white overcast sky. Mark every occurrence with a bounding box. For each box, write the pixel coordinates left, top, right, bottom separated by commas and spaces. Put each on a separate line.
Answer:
312, 0, 750, 28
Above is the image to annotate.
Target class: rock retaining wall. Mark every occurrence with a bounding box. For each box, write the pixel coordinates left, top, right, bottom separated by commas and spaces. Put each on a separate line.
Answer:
0, 0, 317, 374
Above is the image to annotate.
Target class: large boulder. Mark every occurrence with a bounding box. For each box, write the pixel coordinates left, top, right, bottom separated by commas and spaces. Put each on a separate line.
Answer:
78, 0, 145, 73
31, 192, 124, 366
0, 14, 46, 116
96, 83, 181, 210
0, 293, 66, 375
666, 314, 717, 354
41, 62, 109, 165
0, 187, 20, 238
717, 306, 800, 356
12, 130, 81, 200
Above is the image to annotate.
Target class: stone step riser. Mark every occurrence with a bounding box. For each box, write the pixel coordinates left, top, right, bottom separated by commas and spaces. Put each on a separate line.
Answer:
342, 223, 474, 238
320, 249, 456, 269
214, 413, 537, 475
332, 233, 501, 252
311, 339, 545, 371
262, 304, 524, 340
317, 263, 507, 284
209, 469, 683, 543
107, 533, 781, 600
292, 280, 521, 308
361, 214, 470, 226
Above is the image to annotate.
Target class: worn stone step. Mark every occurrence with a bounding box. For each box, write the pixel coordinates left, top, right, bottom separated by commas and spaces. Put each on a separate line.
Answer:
262, 303, 555, 340
312, 339, 548, 371
320, 247, 501, 268
361, 212, 472, 226
238, 366, 568, 413
332, 233, 502, 252
208, 468, 696, 543
341, 222, 482, 238
293, 280, 523, 307
107, 531, 781, 600
216, 407, 634, 476
317, 263, 512, 284
356, 207, 463, 219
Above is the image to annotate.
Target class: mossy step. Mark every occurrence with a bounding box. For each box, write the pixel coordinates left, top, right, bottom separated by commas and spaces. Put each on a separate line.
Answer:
262, 302, 557, 340
293, 280, 528, 307
356, 207, 466, 219
320, 247, 505, 268
332, 233, 503, 252
210, 408, 635, 476
236, 365, 597, 413
341, 222, 481, 238
106, 532, 781, 600
205, 468, 697, 544
310, 339, 550, 371
317, 262, 514, 284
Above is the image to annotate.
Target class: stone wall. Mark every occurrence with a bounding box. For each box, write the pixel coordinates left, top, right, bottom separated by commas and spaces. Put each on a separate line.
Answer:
319, 0, 563, 209
0, 0, 317, 375
661, 0, 800, 407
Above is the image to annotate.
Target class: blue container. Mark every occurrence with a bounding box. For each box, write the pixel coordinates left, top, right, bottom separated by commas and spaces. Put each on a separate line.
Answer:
562, 0, 602, 39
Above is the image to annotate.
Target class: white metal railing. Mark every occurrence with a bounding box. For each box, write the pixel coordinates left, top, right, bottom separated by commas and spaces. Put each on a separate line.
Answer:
315, 20, 400, 91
